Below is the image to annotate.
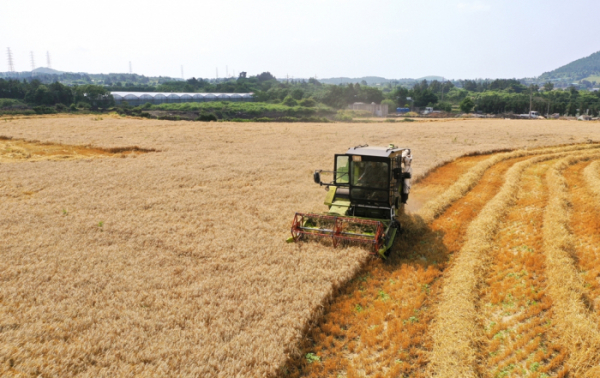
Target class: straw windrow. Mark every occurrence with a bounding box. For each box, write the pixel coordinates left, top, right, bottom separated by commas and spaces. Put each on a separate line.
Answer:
417, 143, 600, 224
583, 160, 600, 200
544, 155, 600, 376
427, 149, 600, 378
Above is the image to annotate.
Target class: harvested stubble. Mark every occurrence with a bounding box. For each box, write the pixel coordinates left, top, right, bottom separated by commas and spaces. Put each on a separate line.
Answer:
427, 149, 600, 378
288, 153, 518, 377
584, 160, 600, 200
418, 143, 600, 224
543, 154, 600, 376
479, 160, 567, 377
565, 162, 600, 316
0, 137, 149, 163
3, 117, 600, 377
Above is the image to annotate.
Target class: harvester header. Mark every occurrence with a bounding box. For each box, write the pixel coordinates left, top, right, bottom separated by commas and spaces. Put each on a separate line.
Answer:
289, 144, 412, 258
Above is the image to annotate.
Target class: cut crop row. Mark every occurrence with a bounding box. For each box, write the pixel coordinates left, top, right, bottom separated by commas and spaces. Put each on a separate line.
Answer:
565, 162, 600, 318
544, 154, 600, 376
427, 149, 600, 378
418, 143, 600, 224
479, 160, 567, 377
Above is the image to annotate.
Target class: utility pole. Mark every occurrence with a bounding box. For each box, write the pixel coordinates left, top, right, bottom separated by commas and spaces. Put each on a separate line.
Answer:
216, 68, 218, 80
226, 65, 228, 78
529, 88, 533, 118
441, 77, 445, 102
181, 65, 184, 80
129, 61, 132, 74
46, 51, 51, 69
7, 48, 15, 73
30, 51, 35, 72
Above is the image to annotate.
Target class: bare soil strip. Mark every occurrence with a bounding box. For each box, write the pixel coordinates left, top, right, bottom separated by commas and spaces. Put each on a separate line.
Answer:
286, 155, 526, 378
546, 156, 600, 376
427, 150, 597, 378
479, 160, 567, 378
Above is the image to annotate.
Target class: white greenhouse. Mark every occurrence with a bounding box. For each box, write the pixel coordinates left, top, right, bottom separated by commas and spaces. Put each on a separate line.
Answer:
111, 92, 254, 106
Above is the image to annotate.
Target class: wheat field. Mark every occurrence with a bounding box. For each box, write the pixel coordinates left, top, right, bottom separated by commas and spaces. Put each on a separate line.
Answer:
2, 115, 600, 377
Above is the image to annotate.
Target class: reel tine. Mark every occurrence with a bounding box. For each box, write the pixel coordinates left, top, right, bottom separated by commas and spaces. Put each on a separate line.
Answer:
291, 212, 385, 253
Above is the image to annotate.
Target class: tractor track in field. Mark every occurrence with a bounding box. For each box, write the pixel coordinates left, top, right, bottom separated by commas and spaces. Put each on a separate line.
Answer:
285, 143, 600, 378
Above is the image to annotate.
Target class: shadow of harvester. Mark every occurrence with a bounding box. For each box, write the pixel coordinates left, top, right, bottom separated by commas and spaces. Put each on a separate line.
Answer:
282, 212, 450, 378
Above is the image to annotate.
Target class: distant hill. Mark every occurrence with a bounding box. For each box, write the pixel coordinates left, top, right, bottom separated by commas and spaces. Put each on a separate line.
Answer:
318, 76, 443, 85
539, 50, 600, 82
0, 69, 182, 85
416, 75, 444, 82
318, 76, 392, 85
32, 67, 64, 75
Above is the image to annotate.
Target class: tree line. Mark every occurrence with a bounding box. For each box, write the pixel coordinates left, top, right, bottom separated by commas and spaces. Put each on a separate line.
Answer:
0, 79, 114, 110
2, 72, 600, 116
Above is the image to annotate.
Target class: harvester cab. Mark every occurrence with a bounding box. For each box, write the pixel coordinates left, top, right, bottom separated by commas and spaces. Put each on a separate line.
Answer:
290, 144, 412, 258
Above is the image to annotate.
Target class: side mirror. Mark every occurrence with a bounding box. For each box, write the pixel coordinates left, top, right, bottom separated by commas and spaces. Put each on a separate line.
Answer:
402, 172, 412, 179
313, 171, 321, 184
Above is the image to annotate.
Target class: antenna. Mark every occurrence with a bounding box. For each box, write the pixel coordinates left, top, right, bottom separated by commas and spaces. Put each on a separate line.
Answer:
7, 48, 15, 73
46, 51, 51, 69
181, 65, 184, 80
30, 51, 35, 72
129, 61, 132, 74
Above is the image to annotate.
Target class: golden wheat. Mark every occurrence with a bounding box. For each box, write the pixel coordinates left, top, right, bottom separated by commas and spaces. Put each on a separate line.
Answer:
2, 116, 600, 377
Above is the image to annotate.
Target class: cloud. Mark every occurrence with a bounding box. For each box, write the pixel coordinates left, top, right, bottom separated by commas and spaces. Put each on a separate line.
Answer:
457, 1, 491, 12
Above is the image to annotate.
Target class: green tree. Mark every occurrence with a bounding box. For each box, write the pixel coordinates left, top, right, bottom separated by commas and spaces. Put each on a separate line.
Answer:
543, 82, 554, 91
460, 97, 475, 113
291, 88, 304, 100
435, 101, 452, 112
74, 85, 114, 109
414, 90, 438, 107
381, 99, 396, 110
299, 97, 316, 107
282, 95, 298, 106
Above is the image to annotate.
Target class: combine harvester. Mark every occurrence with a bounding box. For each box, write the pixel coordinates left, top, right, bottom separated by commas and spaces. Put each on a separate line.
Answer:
289, 144, 412, 258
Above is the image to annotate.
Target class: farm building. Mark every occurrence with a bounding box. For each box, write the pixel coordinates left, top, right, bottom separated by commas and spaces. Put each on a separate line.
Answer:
351, 102, 388, 117
111, 92, 254, 106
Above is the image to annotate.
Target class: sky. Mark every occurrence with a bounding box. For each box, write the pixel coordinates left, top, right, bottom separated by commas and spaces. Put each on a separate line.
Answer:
2, 0, 600, 80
